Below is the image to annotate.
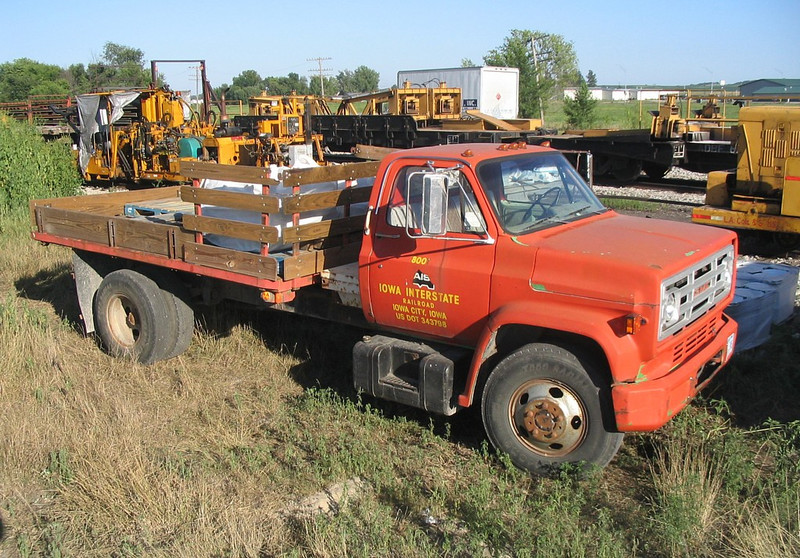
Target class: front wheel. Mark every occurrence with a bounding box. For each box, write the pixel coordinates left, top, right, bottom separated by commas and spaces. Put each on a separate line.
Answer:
481, 343, 623, 475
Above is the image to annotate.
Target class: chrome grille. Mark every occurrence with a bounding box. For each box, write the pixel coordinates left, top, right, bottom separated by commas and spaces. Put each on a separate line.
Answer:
659, 245, 734, 340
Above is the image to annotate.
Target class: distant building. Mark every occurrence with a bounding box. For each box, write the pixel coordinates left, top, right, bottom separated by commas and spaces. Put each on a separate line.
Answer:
563, 86, 681, 102
563, 79, 799, 101
738, 79, 800, 97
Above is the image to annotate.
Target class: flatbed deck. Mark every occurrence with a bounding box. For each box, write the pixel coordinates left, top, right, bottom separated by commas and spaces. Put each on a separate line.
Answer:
31, 161, 378, 296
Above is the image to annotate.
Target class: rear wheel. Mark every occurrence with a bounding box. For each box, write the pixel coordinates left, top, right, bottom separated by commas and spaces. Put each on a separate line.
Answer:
772, 232, 800, 253
643, 162, 670, 180
94, 269, 176, 364
481, 343, 623, 475
151, 271, 195, 359
611, 158, 643, 182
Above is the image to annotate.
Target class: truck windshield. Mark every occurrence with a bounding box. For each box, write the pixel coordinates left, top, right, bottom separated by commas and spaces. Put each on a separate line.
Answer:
476, 151, 606, 234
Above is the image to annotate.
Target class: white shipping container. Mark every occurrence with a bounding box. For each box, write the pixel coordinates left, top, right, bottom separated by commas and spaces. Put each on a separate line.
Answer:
397, 66, 519, 119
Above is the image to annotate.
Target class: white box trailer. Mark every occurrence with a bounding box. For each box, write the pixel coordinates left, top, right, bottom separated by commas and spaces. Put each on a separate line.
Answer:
397, 66, 519, 120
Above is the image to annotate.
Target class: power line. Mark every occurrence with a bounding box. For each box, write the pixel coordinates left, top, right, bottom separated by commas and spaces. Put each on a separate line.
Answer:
308, 57, 333, 96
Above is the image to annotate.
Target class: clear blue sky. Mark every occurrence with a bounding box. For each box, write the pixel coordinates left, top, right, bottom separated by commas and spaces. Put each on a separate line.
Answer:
1, 0, 797, 96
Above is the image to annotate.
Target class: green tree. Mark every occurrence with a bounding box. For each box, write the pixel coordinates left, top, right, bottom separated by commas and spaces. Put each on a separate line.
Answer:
264, 72, 310, 95
226, 69, 265, 101
86, 42, 150, 90
336, 66, 379, 94
461, 58, 476, 67
65, 63, 90, 94
483, 29, 580, 120
0, 58, 69, 101
563, 80, 598, 129
586, 70, 598, 87
308, 75, 338, 96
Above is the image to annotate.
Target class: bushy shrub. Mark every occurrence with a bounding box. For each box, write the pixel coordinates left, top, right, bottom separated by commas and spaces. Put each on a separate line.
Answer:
0, 114, 82, 214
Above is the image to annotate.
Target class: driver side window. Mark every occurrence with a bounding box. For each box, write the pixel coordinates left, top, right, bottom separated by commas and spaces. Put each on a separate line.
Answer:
386, 167, 486, 235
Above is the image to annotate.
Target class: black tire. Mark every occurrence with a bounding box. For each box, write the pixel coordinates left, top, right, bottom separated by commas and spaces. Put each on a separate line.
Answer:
94, 269, 177, 364
481, 343, 623, 475
151, 271, 195, 359
772, 232, 800, 253
643, 162, 670, 180
611, 158, 643, 183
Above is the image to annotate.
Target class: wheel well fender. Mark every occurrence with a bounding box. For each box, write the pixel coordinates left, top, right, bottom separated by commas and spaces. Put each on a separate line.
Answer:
458, 300, 634, 407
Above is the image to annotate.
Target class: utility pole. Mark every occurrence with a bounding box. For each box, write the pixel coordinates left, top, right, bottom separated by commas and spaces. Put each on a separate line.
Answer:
308, 57, 332, 96
188, 65, 200, 107
527, 34, 550, 125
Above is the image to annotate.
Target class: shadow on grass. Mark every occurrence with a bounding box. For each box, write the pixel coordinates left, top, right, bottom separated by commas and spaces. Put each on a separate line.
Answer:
14, 262, 84, 334
200, 302, 488, 452
707, 317, 800, 428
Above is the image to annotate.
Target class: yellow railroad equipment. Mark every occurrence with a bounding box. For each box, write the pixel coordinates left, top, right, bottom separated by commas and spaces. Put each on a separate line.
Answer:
205, 93, 325, 167
336, 82, 462, 121
692, 105, 800, 246
76, 87, 212, 183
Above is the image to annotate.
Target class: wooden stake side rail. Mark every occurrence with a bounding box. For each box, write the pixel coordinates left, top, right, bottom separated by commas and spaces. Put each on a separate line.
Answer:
31, 161, 378, 288
179, 160, 279, 185
279, 161, 380, 187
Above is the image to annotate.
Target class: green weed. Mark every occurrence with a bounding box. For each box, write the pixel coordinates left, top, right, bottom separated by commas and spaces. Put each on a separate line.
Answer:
600, 197, 665, 212
0, 115, 82, 214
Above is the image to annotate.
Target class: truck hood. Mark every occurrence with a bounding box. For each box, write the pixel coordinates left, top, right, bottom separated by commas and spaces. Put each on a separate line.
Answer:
528, 212, 734, 306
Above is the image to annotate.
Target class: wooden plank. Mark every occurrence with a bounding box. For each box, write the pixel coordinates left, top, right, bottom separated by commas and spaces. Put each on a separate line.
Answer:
281, 186, 372, 214
317, 241, 362, 270
180, 186, 280, 213
281, 251, 318, 279
32, 186, 184, 215
182, 214, 279, 244
281, 214, 366, 244
352, 144, 400, 161
179, 160, 279, 185
36, 207, 110, 245
124, 199, 194, 217
183, 242, 278, 280
465, 109, 521, 132
281, 241, 363, 279
113, 217, 194, 258
280, 162, 379, 187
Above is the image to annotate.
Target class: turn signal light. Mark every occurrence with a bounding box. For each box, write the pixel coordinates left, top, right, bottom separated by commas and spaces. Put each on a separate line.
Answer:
625, 314, 646, 335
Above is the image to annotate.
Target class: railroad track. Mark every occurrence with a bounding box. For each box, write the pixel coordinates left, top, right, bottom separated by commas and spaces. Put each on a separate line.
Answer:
594, 176, 707, 193
593, 174, 707, 208
596, 192, 703, 208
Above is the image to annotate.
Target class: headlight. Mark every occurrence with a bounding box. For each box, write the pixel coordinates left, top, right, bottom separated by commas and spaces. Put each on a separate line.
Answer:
662, 292, 680, 327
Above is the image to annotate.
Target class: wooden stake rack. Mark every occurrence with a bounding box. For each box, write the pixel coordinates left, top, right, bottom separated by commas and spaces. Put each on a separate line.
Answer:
31, 160, 379, 294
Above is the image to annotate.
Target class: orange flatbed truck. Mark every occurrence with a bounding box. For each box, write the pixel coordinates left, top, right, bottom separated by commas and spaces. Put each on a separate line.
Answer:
30, 142, 738, 474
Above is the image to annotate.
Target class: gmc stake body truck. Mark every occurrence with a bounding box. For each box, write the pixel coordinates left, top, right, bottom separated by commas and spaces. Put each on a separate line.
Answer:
30, 142, 738, 474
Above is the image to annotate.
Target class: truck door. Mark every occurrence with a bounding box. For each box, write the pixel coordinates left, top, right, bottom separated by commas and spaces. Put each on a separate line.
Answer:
363, 161, 495, 344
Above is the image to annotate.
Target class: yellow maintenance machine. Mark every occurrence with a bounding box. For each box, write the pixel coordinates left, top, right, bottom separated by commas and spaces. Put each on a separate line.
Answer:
205, 93, 325, 167
692, 105, 800, 244
75, 87, 212, 183
336, 81, 462, 121
650, 94, 737, 142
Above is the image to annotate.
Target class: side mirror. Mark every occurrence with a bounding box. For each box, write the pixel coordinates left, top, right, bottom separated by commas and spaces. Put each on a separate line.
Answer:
420, 173, 448, 236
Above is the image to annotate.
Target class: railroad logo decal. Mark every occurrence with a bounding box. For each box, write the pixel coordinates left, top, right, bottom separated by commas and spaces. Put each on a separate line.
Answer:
413, 270, 435, 290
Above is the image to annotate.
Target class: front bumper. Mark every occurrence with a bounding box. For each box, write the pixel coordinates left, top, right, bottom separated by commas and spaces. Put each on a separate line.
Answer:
611, 313, 737, 432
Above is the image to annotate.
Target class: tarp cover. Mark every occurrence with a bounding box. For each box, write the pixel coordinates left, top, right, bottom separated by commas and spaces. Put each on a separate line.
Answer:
76, 92, 140, 172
